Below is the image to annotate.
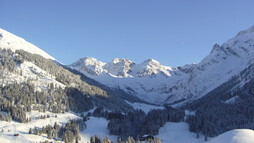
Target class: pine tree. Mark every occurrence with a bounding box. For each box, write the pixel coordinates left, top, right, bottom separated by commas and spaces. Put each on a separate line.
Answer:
127, 136, 135, 143
196, 132, 200, 138
47, 128, 52, 139
34, 127, 38, 135
205, 135, 208, 141
102, 136, 110, 143
63, 130, 74, 143
29, 128, 32, 134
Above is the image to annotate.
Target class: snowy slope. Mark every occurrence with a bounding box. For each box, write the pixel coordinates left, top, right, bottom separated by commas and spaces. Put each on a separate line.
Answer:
157, 122, 207, 143
0, 58, 65, 92
157, 124, 254, 143
207, 129, 254, 143
0, 28, 56, 60
71, 25, 254, 105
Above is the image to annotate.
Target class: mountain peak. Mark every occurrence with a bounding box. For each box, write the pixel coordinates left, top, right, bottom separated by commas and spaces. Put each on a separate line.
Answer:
210, 43, 222, 54
83, 57, 104, 64
144, 58, 159, 63
71, 57, 105, 75
141, 59, 161, 67
112, 58, 134, 64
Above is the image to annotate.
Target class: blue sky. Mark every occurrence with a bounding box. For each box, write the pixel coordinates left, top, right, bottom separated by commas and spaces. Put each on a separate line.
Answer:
1, 0, 254, 67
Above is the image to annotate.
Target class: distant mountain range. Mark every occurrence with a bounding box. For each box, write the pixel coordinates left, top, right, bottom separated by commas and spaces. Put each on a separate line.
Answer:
70, 25, 254, 106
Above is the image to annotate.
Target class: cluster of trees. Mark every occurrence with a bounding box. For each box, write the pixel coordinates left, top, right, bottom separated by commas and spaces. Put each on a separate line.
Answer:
29, 120, 81, 143
186, 64, 254, 137
66, 86, 133, 113
66, 87, 94, 113
0, 82, 68, 122
106, 107, 184, 139
142, 107, 185, 135
90, 135, 161, 143
0, 48, 22, 74
0, 112, 12, 122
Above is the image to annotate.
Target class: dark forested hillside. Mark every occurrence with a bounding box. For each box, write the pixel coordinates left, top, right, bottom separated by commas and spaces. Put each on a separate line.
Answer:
107, 108, 185, 139
186, 64, 254, 137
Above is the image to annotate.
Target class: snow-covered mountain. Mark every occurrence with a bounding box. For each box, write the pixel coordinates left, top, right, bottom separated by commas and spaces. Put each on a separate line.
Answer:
0, 28, 63, 91
0, 28, 55, 60
71, 25, 254, 105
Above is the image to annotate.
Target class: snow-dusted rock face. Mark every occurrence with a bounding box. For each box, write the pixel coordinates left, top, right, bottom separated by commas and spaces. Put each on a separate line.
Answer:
71, 57, 106, 75
0, 28, 55, 60
104, 58, 135, 77
71, 25, 254, 105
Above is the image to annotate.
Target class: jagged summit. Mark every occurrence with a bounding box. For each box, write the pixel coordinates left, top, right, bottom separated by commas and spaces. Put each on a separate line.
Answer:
0, 28, 55, 60
210, 43, 221, 53
142, 58, 160, 64
71, 57, 174, 78
71, 57, 105, 75
111, 58, 134, 64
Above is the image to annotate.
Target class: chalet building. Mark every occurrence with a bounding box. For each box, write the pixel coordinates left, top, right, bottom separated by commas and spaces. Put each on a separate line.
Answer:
141, 135, 154, 141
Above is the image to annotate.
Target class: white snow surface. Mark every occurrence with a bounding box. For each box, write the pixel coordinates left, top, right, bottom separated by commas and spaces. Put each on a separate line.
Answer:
157, 123, 254, 143
0, 28, 56, 60
207, 129, 254, 143
71, 25, 254, 105
156, 122, 207, 143
80, 117, 118, 142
